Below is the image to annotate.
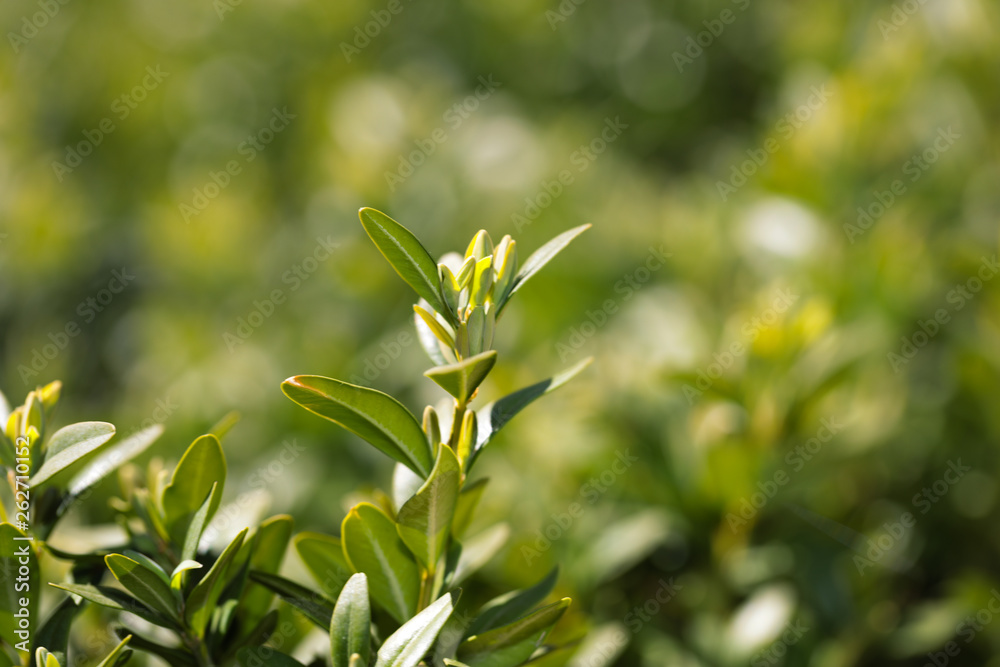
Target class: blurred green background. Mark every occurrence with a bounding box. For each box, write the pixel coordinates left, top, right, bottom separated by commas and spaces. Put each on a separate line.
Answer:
2, 0, 1000, 664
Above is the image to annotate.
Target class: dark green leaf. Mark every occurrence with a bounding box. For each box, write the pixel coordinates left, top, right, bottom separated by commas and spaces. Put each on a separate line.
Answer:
424, 351, 498, 404
186, 529, 247, 635
114, 629, 193, 667
237, 647, 307, 667
500, 225, 591, 309
105, 554, 179, 621
396, 444, 460, 569
330, 573, 371, 667
472, 359, 592, 465
49, 583, 174, 628
341, 503, 420, 623
30, 597, 79, 662
294, 532, 353, 600
282, 376, 432, 477
359, 207, 448, 316
248, 571, 334, 629
181, 483, 219, 562
458, 599, 570, 667
241, 515, 294, 621
468, 567, 559, 636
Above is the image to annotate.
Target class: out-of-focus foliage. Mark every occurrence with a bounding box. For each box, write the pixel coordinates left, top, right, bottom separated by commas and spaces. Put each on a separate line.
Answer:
1, 0, 999, 665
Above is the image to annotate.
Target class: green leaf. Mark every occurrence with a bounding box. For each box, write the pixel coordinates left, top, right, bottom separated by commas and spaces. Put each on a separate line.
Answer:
30, 422, 116, 486
67, 424, 164, 497
121, 550, 170, 586
96, 635, 132, 667
181, 482, 219, 562
114, 629, 188, 667
294, 532, 353, 600
458, 599, 571, 667
452, 478, 488, 539
330, 573, 371, 667
473, 358, 592, 465
49, 583, 174, 628
375, 591, 459, 667
185, 528, 248, 635
451, 524, 509, 586
30, 597, 79, 663
241, 515, 294, 621
161, 434, 226, 544
105, 554, 179, 621
500, 224, 591, 309
237, 647, 306, 667
0, 524, 37, 647
396, 444, 460, 569
282, 375, 432, 477
424, 351, 498, 404
248, 571, 334, 629
468, 567, 559, 636
359, 207, 449, 316
341, 503, 420, 623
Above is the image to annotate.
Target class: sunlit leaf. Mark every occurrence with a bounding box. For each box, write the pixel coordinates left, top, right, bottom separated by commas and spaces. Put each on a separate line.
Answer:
424, 351, 498, 404
282, 375, 432, 477
330, 573, 371, 667
375, 591, 459, 667
161, 434, 226, 545
341, 503, 420, 623
359, 207, 449, 316
396, 444, 460, 569
294, 532, 353, 600
31, 422, 116, 486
